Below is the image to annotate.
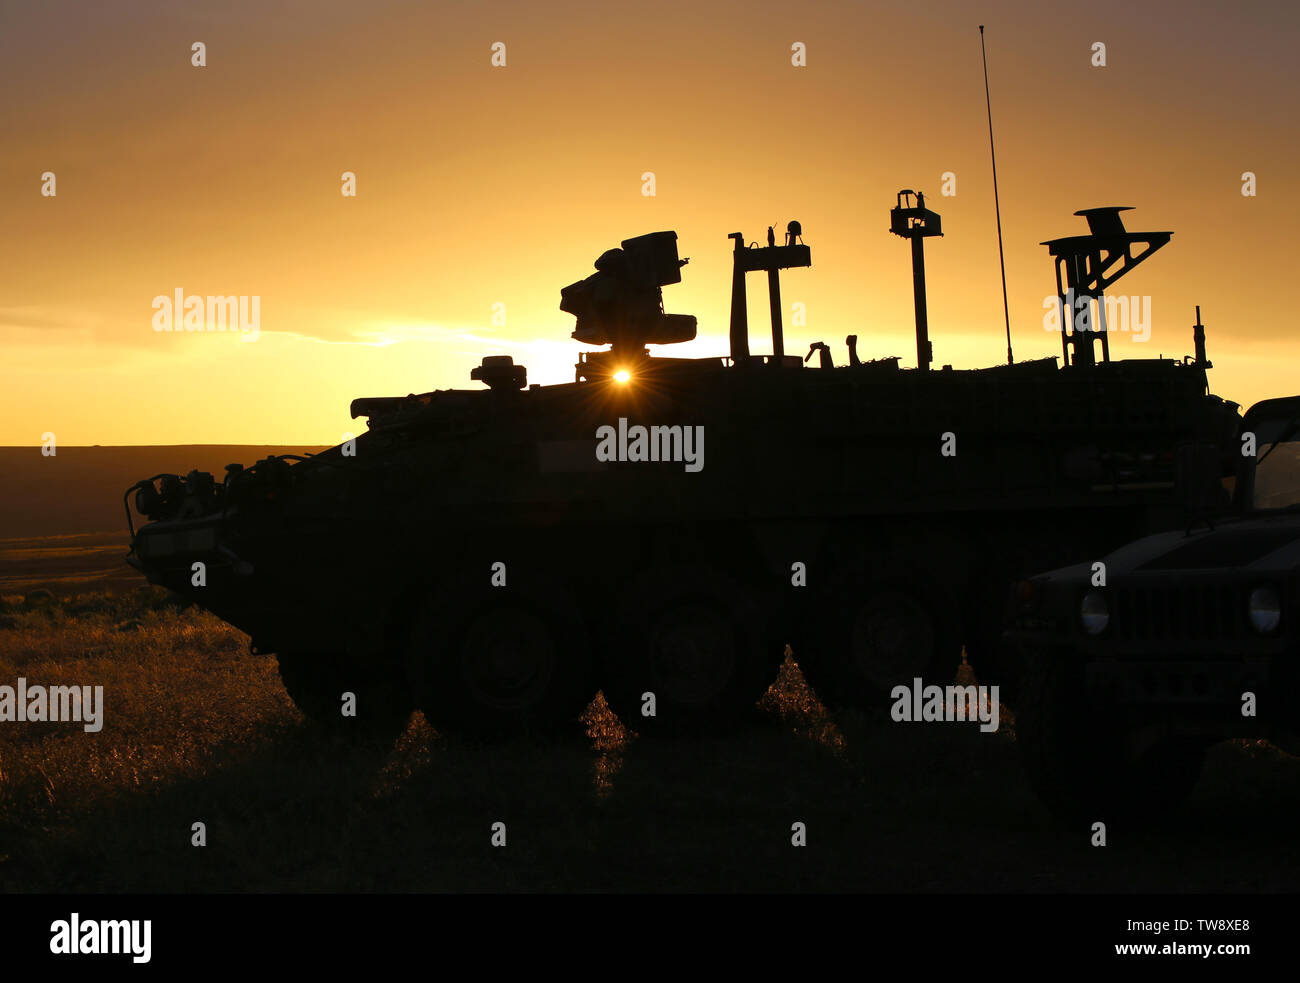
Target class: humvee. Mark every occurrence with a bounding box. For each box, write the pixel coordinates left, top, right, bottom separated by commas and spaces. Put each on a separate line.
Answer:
1007, 395, 1300, 821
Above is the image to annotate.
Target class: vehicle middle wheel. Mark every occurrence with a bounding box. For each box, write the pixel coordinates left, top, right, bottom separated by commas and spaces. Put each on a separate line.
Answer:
601, 567, 783, 736
410, 587, 594, 739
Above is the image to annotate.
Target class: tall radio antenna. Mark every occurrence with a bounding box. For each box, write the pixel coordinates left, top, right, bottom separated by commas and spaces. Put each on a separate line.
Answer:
979, 24, 1014, 365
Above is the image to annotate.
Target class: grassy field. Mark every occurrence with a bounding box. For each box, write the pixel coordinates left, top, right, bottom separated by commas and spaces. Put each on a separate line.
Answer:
0, 587, 1296, 893
0, 532, 136, 595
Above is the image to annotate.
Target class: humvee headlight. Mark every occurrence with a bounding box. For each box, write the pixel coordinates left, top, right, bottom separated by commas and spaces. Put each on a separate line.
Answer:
1080, 590, 1110, 635
1248, 586, 1281, 634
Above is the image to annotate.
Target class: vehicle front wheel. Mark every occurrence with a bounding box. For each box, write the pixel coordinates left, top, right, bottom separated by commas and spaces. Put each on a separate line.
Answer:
276, 650, 413, 744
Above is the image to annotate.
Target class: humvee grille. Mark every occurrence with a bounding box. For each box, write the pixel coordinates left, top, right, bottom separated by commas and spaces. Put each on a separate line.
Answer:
1113, 584, 1247, 642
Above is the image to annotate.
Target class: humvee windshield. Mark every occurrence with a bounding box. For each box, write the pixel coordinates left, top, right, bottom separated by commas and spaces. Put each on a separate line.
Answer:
1252, 412, 1300, 510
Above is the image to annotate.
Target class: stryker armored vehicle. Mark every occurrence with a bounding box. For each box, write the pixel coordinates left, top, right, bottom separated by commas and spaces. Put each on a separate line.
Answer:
124, 194, 1242, 740
1007, 393, 1300, 822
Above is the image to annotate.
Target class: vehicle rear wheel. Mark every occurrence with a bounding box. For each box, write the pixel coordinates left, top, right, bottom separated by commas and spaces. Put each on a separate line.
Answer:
409, 586, 594, 740
276, 650, 413, 743
1016, 644, 1208, 824
800, 588, 959, 710
600, 567, 783, 736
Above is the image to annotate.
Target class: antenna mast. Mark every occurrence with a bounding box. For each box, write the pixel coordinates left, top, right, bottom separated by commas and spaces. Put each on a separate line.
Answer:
979, 25, 1014, 365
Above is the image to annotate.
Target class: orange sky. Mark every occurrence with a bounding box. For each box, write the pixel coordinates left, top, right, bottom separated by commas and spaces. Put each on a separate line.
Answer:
3, 0, 1297, 445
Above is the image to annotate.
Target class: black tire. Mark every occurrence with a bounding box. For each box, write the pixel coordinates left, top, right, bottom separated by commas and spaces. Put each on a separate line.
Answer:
409, 583, 594, 740
276, 650, 413, 743
600, 566, 784, 736
1016, 644, 1207, 825
1271, 729, 1300, 757
800, 586, 960, 711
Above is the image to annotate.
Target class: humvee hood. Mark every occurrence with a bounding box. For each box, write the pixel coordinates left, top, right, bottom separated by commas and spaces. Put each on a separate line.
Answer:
1110, 514, 1300, 574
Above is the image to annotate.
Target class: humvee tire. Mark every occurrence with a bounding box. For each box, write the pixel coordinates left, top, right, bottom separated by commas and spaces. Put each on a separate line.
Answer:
1016, 645, 1208, 825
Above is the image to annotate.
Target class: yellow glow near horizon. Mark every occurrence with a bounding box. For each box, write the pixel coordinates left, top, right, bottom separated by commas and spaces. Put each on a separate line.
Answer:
2, 1, 1297, 445
613, 370, 631, 384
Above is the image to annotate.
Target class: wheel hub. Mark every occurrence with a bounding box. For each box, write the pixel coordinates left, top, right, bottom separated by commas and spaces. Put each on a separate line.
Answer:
850, 593, 935, 689
649, 601, 736, 705
461, 608, 555, 710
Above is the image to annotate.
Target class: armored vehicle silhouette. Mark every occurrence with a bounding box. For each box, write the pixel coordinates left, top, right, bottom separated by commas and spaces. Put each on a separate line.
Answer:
125, 195, 1241, 739
1008, 393, 1300, 821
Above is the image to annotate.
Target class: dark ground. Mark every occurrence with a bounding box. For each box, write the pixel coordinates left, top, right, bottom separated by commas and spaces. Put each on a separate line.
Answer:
0, 587, 1295, 894
0, 445, 326, 540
